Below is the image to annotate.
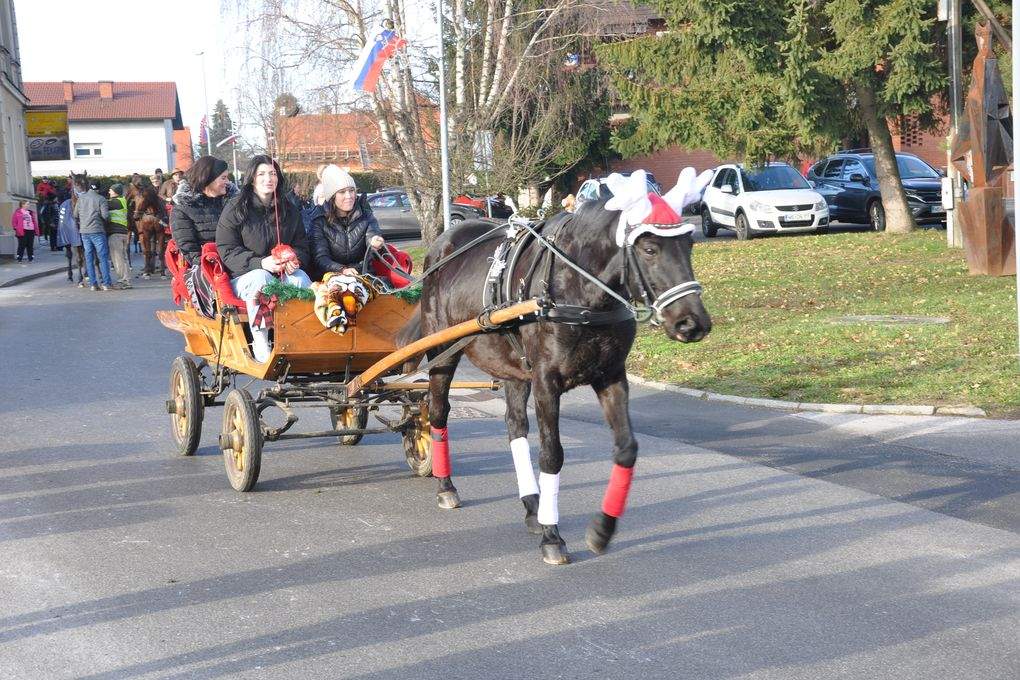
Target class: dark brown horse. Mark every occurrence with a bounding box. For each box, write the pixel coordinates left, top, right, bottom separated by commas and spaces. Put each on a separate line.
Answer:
128, 183, 168, 278
400, 169, 713, 565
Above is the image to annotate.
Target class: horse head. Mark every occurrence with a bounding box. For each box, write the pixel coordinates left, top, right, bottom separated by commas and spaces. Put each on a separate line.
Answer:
588, 168, 714, 343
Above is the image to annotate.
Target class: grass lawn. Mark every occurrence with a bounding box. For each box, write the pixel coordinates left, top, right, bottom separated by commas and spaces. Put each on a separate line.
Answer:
403, 232, 1019, 416
630, 230, 1020, 416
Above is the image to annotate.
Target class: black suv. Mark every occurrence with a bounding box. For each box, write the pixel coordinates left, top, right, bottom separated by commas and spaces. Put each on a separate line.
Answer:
805, 150, 945, 231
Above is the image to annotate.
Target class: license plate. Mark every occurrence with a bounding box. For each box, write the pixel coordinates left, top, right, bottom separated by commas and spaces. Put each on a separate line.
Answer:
930, 205, 945, 214
784, 212, 810, 222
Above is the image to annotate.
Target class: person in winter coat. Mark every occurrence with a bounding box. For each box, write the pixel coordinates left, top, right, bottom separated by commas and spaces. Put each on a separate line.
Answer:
170, 156, 235, 265
11, 200, 38, 262
310, 165, 384, 277
216, 155, 311, 362
159, 168, 184, 206
73, 175, 113, 290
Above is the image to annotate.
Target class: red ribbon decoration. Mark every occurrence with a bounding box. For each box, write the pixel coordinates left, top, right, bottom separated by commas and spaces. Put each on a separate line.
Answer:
252, 292, 278, 329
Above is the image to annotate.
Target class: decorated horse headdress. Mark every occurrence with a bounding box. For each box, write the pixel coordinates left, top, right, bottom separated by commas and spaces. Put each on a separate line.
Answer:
604, 168, 714, 246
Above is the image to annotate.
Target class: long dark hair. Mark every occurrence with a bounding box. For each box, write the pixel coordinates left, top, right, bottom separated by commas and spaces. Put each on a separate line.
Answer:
184, 155, 229, 194
236, 154, 290, 223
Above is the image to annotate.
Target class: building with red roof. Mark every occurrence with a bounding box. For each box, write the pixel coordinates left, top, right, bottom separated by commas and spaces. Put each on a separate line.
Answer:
275, 111, 398, 174
24, 80, 185, 176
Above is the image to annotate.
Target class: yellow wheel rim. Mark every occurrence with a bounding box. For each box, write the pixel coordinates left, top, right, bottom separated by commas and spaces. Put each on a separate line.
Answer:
173, 373, 188, 437
228, 406, 246, 471
414, 402, 430, 460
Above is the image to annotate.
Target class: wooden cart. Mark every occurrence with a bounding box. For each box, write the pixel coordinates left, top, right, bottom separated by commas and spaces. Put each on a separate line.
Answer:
157, 295, 539, 492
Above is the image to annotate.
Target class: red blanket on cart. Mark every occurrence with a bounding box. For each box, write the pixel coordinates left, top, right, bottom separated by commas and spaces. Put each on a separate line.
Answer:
369, 244, 413, 288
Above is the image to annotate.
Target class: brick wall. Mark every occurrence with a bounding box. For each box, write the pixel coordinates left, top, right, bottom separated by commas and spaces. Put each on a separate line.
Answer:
593, 146, 724, 188
889, 114, 951, 171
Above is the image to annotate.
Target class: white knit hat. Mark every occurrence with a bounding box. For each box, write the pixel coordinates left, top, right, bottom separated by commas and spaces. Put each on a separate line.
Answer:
319, 164, 356, 204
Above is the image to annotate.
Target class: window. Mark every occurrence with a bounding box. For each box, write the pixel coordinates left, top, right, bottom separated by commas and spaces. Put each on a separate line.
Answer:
721, 168, 738, 192
810, 161, 828, 177
74, 143, 102, 157
400, 194, 411, 209
740, 165, 810, 191
822, 159, 845, 179
369, 194, 398, 208
712, 168, 730, 189
842, 160, 867, 181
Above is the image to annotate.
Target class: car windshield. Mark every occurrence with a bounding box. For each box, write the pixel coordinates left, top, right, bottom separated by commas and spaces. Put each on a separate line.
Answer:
739, 165, 810, 191
861, 156, 939, 180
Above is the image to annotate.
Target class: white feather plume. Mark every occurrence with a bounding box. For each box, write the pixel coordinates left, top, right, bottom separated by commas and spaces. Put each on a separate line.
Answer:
662, 167, 714, 215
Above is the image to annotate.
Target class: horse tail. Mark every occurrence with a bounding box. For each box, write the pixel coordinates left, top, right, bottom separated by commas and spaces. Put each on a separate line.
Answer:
395, 305, 422, 348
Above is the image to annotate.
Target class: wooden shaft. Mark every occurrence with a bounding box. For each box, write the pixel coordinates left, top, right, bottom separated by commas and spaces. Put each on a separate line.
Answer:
347, 299, 540, 396
377, 381, 501, 392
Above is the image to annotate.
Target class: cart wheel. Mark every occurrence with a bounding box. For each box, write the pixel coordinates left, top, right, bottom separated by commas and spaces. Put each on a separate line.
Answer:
220, 389, 263, 492
330, 401, 369, 446
402, 401, 433, 477
169, 355, 203, 456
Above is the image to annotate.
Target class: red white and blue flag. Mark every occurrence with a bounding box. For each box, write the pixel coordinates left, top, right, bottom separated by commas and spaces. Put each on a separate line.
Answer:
198, 115, 208, 145
349, 28, 407, 93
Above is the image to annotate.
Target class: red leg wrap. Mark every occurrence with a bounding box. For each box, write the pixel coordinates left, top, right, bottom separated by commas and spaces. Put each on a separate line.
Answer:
430, 427, 450, 478
601, 464, 634, 518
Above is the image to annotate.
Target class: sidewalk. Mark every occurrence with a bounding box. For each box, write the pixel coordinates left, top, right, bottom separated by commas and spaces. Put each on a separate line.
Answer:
0, 241, 67, 288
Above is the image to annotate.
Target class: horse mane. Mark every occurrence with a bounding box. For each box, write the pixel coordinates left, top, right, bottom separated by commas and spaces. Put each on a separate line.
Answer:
132, 185, 162, 214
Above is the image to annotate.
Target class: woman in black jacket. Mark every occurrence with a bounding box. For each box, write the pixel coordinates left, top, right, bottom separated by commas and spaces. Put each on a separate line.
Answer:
216, 155, 312, 362
310, 165, 385, 276
170, 156, 235, 265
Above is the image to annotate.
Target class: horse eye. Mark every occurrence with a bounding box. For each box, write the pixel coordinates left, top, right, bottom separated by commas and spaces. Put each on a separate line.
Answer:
643, 246, 657, 256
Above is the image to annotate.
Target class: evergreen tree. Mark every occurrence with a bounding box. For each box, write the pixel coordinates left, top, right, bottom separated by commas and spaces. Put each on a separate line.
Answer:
599, 0, 948, 233
208, 99, 235, 164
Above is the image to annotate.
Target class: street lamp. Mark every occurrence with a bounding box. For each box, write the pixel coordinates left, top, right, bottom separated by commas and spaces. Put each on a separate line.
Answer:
196, 51, 212, 155
216, 132, 242, 180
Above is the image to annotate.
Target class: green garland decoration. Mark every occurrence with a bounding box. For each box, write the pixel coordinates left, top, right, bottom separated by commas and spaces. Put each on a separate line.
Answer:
261, 279, 422, 304
261, 279, 315, 302
391, 284, 422, 303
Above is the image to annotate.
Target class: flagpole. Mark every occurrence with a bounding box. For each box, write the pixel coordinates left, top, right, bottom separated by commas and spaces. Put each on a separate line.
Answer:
435, 0, 452, 233
1013, 0, 1020, 363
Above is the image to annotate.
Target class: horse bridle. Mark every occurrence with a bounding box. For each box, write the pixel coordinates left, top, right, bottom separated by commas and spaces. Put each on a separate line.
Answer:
620, 241, 703, 326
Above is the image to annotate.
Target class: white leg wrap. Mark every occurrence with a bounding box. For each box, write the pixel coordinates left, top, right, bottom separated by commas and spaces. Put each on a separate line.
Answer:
510, 438, 539, 498
537, 472, 560, 526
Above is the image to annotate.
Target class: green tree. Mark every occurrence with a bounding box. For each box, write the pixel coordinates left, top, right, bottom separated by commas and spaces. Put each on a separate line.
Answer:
599, 0, 947, 233
208, 99, 235, 164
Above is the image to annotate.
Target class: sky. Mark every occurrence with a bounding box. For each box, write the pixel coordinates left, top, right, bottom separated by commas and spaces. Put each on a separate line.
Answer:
14, 0, 240, 143
13, 0, 441, 149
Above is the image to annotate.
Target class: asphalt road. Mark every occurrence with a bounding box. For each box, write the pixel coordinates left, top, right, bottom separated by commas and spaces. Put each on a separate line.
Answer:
0, 274, 1016, 679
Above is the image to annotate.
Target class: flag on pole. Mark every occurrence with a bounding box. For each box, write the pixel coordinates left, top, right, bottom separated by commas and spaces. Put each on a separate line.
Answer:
349, 28, 407, 93
198, 115, 208, 146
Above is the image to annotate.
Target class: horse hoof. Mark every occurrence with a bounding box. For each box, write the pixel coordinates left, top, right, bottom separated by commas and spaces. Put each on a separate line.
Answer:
522, 494, 542, 534
541, 541, 571, 565
585, 514, 617, 556
437, 490, 461, 509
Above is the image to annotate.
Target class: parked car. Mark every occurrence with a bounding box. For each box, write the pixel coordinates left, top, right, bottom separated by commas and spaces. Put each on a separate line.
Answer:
366, 190, 488, 237
453, 194, 514, 218
700, 162, 829, 240
576, 171, 663, 208
805, 150, 945, 231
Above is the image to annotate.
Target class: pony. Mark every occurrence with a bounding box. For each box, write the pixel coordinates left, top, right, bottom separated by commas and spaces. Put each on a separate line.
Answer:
399, 168, 713, 565
128, 183, 168, 278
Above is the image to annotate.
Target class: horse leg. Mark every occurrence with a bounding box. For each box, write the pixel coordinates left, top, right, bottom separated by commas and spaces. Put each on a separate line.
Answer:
75, 246, 85, 285
585, 375, 638, 555
64, 245, 73, 281
504, 379, 540, 534
532, 375, 569, 565
428, 350, 463, 510
141, 230, 153, 277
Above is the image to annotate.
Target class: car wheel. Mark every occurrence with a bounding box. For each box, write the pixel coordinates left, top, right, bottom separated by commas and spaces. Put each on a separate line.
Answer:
735, 212, 754, 241
701, 205, 718, 238
868, 201, 886, 232
449, 213, 465, 226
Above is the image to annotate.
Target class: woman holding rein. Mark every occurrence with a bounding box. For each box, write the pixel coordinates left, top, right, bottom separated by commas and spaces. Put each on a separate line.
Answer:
216, 155, 311, 362
310, 165, 385, 276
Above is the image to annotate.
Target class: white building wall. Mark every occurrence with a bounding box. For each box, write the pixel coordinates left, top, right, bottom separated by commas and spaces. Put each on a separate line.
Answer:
31, 120, 174, 176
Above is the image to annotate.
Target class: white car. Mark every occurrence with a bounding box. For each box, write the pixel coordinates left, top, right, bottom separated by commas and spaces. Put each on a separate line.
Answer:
700, 162, 829, 240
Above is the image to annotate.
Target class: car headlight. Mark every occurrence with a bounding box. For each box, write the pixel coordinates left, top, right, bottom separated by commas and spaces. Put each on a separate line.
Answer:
749, 200, 776, 213
814, 200, 826, 211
